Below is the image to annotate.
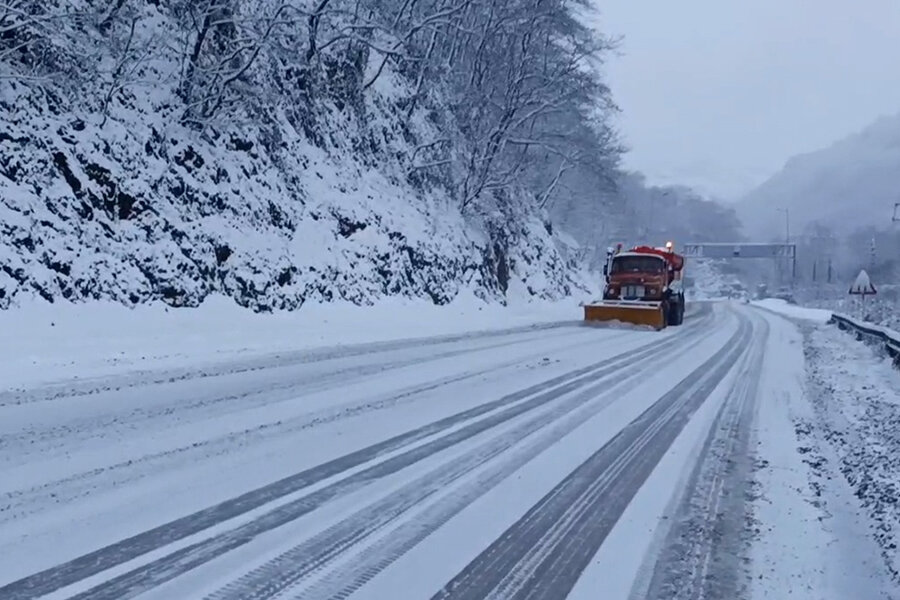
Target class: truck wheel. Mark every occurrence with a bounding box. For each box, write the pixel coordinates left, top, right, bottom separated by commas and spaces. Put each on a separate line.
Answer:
668, 298, 683, 326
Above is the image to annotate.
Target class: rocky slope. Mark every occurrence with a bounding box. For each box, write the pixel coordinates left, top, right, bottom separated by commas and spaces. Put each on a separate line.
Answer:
0, 1, 611, 310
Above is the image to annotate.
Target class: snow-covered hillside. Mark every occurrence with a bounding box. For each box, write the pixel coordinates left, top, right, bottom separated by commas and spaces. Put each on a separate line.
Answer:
0, 1, 617, 311
0, 76, 576, 310
736, 112, 900, 239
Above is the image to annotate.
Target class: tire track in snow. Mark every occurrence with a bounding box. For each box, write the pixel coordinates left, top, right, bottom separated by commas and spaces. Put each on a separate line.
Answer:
429, 314, 752, 600
0, 321, 582, 407
0, 314, 714, 600
67, 319, 714, 600
635, 311, 768, 600
1, 328, 623, 526
200, 320, 716, 600
2, 325, 596, 453
279, 340, 701, 600
0, 356, 538, 525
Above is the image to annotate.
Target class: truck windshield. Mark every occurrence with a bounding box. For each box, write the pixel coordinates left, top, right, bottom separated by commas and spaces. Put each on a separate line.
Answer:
610, 256, 665, 274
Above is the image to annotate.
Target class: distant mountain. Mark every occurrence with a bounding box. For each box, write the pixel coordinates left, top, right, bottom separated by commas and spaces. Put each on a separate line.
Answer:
736, 113, 900, 240
647, 162, 772, 203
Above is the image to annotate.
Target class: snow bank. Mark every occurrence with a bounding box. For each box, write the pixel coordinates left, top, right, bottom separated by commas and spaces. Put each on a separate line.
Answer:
751, 298, 832, 323
804, 323, 900, 585
831, 311, 900, 345
801, 291, 900, 332
750, 311, 895, 599
0, 293, 584, 391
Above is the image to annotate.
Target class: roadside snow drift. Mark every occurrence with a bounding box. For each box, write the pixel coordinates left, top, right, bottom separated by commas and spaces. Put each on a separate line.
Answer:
0, 294, 583, 391
804, 322, 900, 585
752, 298, 832, 323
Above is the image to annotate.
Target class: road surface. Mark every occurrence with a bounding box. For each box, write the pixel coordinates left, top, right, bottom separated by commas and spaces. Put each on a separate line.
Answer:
0, 302, 840, 599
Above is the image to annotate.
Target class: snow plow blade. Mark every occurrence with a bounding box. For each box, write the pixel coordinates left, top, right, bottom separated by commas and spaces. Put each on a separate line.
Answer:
583, 300, 666, 330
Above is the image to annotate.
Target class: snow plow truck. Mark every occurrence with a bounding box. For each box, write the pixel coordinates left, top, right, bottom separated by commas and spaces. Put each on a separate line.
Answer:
583, 242, 685, 330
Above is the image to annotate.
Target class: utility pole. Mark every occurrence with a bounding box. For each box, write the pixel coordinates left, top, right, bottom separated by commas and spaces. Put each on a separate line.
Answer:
784, 208, 790, 243
870, 236, 877, 271
813, 259, 819, 300
893, 202, 899, 312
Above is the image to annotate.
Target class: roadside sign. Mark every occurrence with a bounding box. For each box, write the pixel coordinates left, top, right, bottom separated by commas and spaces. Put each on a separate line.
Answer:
849, 269, 876, 320
849, 269, 876, 295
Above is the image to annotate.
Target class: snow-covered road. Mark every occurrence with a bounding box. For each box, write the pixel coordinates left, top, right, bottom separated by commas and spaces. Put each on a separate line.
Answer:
2, 302, 895, 599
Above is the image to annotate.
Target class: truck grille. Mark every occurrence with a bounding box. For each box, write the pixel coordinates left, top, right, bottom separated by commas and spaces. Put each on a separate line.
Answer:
622, 285, 645, 298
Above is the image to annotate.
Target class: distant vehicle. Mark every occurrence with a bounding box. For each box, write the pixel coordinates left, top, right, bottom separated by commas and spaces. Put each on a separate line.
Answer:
718, 282, 747, 299
773, 287, 795, 304
755, 283, 768, 300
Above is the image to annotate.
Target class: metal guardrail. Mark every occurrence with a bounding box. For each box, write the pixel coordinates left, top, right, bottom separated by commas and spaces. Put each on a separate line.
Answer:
829, 312, 900, 367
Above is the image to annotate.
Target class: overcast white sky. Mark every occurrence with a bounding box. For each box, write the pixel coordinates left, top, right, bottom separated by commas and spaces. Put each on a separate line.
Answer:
594, 0, 900, 200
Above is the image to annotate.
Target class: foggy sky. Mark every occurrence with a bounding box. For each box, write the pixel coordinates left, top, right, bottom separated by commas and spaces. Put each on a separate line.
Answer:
594, 0, 900, 200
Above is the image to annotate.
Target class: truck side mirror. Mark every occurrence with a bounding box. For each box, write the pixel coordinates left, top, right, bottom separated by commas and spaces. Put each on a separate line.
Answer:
603, 264, 608, 277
